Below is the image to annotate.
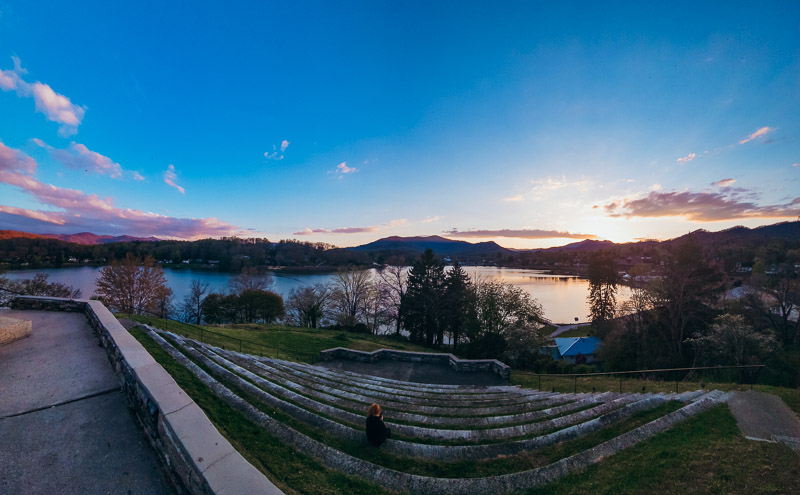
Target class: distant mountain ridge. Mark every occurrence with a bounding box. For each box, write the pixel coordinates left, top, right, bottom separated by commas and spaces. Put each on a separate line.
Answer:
349, 235, 513, 256
0, 230, 160, 245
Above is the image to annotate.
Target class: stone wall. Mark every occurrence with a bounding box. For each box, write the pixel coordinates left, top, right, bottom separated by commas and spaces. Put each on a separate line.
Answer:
319, 347, 511, 381
9, 296, 282, 495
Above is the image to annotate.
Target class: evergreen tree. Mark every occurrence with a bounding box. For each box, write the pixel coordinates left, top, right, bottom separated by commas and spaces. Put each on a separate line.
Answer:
400, 249, 446, 346
587, 252, 618, 336
443, 261, 472, 351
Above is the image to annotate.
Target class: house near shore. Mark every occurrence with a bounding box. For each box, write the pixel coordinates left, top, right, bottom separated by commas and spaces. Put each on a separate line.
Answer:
549, 337, 602, 363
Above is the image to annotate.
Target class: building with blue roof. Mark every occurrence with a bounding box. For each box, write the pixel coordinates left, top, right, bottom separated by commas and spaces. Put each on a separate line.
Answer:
552, 337, 602, 363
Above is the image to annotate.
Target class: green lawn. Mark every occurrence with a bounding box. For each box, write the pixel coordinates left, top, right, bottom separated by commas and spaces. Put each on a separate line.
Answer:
553, 325, 592, 338
121, 314, 434, 363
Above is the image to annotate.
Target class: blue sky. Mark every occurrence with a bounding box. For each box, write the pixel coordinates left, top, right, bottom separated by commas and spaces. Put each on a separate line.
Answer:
0, 1, 798, 248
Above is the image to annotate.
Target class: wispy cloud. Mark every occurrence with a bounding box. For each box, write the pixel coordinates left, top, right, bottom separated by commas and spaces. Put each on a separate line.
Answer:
712, 178, 736, 188
264, 139, 290, 160
422, 216, 441, 223
0, 141, 239, 238
34, 139, 126, 179
676, 152, 696, 164
600, 188, 799, 221
0, 57, 86, 136
331, 161, 358, 178
528, 176, 589, 200
502, 194, 524, 202
163, 164, 185, 194
293, 218, 405, 235
444, 228, 599, 240
739, 126, 772, 144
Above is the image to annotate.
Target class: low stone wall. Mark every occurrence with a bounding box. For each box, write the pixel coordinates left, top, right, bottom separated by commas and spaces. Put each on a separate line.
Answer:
9, 296, 282, 495
320, 347, 512, 381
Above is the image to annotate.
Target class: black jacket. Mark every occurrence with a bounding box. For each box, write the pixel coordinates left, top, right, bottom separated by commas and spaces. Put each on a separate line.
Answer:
365, 415, 389, 446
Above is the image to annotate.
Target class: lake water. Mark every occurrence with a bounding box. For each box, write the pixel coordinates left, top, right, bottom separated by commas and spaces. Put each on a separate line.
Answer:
3, 266, 630, 324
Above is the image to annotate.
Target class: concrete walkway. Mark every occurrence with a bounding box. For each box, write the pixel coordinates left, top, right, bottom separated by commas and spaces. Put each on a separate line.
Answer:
728, 390, 800, 453
0, 309, 173, 494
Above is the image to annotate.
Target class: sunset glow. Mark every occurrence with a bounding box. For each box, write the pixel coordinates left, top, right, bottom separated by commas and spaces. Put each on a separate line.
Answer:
0, 3, 797, 248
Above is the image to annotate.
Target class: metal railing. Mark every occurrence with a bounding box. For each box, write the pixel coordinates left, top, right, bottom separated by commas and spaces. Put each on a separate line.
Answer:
128, 310, 319, 363
521, 364, 766, 394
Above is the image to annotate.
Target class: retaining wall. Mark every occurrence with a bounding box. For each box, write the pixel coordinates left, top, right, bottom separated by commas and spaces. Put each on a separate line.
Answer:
320, 347, 511, 380
9, 296, 282, 495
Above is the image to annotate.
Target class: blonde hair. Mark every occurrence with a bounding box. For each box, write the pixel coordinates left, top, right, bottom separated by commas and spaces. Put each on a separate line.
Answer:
367, 403, 381, 417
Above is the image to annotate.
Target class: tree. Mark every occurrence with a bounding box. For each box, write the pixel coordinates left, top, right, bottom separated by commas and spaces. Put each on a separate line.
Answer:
286, 283, 331, 328
229, 266, 274, 295
95, 254, 170, 315
688, 314, 776, 366
330, 268, 372, 328
0, 273, 81, 306
238, 289, 284, 323
378, 257, 408, 336
587, 252, 618, 336
180, 279, 209, 324
470, 280, 545, 339
401, 249, 446, 346
744, 267, 799, 346
443, 261, 472, 351
363, 279, 393, 335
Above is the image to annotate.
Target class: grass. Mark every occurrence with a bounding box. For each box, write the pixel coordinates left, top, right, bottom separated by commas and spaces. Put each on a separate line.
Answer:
130, 325, 799, 494
129, 326, 389, 495
121, 314, 433, 363
511, 372, 800, 416
524, 405, 800, 495
553, 325, 592, 338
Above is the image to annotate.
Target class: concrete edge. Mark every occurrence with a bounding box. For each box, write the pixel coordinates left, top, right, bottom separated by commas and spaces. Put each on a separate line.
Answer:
9, 296, 283, 495
320, 346, 512, 381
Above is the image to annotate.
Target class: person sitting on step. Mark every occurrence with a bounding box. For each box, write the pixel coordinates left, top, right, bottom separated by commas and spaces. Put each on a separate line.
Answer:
365, 403, 391, 447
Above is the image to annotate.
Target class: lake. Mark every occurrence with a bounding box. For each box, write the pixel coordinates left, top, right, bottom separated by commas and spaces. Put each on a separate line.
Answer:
3, 266, 630, 324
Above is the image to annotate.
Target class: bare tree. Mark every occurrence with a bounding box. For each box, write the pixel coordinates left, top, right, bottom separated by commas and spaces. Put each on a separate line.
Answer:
0, 273, 81, 306
285, 283, 331, 328
229, 266, 274, 295
95, 254, 170, 315
181, 279, 209, 324
363, 279, 394, 334
330, 267, 372, 327
378, 259, 407, 335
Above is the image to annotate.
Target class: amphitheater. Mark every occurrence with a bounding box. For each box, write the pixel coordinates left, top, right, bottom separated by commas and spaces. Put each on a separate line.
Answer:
138, 323, 732, 494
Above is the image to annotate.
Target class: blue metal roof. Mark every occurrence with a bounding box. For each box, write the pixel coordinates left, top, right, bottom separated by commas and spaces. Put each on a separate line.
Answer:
554, 337, 602, 357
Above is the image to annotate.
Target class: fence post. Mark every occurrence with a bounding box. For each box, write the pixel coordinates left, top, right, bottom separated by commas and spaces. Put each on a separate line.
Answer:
538, 374, 541, 390
619, 375, 622, 393
574, 375, 577, 394
239, 339, 242, 353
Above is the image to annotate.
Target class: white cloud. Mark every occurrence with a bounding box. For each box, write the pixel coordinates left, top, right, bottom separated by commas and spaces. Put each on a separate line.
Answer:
676, 152, 696, 164
0, 57, 86, 135
422, 216, 441, 223
739, 126, 772, 144
502, 194, 524, 202
281, 139, 290, 152
163, 164, 185, 194
132, 171, 145, 181
333, 162, 357, 177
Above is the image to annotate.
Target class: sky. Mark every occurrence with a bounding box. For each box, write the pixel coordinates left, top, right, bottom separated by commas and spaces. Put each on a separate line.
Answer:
0, 1, 798, 249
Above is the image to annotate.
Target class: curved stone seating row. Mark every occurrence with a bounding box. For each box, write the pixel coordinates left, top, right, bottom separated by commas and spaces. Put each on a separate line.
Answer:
276, 357, 521, 395
192, 340, 656, 443
141, 326, 729, 495
157, 329, 696, 457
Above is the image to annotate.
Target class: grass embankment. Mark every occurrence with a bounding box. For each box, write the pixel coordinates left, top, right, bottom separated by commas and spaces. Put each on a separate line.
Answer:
553, 325, 592, 338
525, 404, 800, 495
512, 372, 800, 416
130, 326, 799, 494
122, 314, 432, 363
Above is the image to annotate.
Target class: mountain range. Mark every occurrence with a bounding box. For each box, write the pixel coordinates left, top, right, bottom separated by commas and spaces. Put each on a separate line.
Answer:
0, 230, 160, 245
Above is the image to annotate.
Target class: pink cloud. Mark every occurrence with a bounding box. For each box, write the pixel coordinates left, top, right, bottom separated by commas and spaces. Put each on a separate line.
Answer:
601, 189, 799, 221
336, 162, 357, 174
163, 164, 185, 194
0, 142, 239, 238
676, 152, 696, 164
444, 228, 599, 240
35, 139, 124, 178
712, 178, 736, 188
293, 218, 405, 235
739, 126, 772, 144
0, 57, 86, 135
281, 140, 290, 152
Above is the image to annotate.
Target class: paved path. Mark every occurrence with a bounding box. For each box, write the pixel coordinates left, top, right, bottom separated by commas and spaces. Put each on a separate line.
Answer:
728, 390, 800, 453
0, 309, 173, 494
319, 359, 508, 386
